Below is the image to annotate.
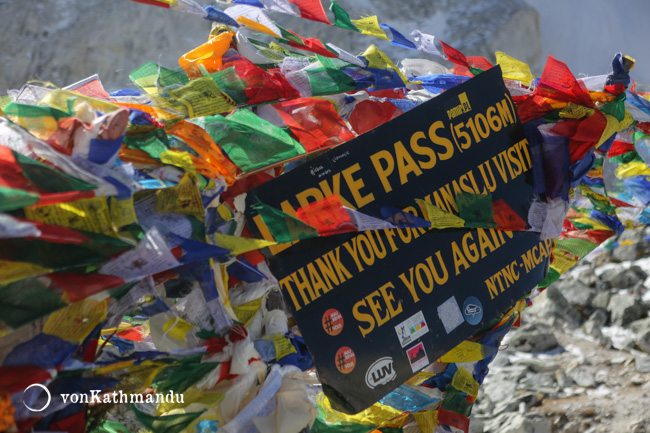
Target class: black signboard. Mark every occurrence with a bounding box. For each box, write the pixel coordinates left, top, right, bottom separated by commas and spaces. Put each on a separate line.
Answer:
245, 66, 549, 413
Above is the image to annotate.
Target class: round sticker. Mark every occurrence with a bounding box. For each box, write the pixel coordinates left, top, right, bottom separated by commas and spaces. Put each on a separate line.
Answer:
322, 309, 344, 336
335, 346, 356, 374
462, 296, 483, 325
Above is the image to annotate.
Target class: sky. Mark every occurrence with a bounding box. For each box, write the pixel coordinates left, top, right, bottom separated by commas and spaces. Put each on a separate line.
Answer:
524, 0, 650, 87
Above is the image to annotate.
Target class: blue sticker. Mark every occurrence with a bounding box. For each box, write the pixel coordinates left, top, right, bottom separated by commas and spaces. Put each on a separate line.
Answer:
462, 297, 483, 325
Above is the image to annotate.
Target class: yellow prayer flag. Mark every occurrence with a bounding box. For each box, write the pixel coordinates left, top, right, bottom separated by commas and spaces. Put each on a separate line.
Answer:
109, 196, 138, 227
213, 233, 276, 255
437, 340, 486, 363
160, 149, 196, 173
156, 172, 206, 222
0, 260, 52, 286
451, 367, 479, 398
615, 161, 650, 178
233, 297, 263, 326
360, 44, 409, 84
495, 51, 535, 87
162, 317, 196, 341
44, 298, 109, 343
416, 199, 464, 229
273, 333, 298, 358
413, 411, 438, 433
549, 250, 578, 275
351, 16, 390, 41
167, 77, 235, 118
25, 196, 115, 235
237, 16, 280, 37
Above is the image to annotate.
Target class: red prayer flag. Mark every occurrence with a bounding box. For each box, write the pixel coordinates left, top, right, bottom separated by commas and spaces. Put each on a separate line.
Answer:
288, 0, 330, 24
273, 98, 356, 152
296, 195, 356, 236
492, 199, 527, 230
349, 99, 400, 135
538, 56, 593, 108
608, 140, 636, 158
438, 39, 469, 67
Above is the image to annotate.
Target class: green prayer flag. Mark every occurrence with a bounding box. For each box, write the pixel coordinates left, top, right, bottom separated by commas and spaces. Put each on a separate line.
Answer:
250, 201, 318, 243
152, 354, 219, 394
0, 186, 39, 211
0, 278, 67, 329
600, 93, 627, 121
201, 109, 305, 172
456, 193, 497, 229
123, 129, 170, 159
88, 420, 132, 433
305, 68, 357, 96
556, 237, 597, 259
329, 0, 361, 32
14, 150, 97, 192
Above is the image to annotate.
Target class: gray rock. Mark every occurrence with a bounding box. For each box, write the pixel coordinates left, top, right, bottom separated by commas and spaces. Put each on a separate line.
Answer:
529, 286, 582, 327
577, 267, 598, 287
611, 244, 638, 262
630, 318, 650, 353
481, 365, 528, 404
558, 281, 597, 314
484, 413, 551, 433
507, 324, 559, 352
469, 416, 486, 433
518, 372, 557, 394
555, 369, 574, 389
492, 392, 540, 416
584, 310, 607, 339
630, 317, 650, 334
636, 355, 650, 373
566, 367, 596, 388
630, 417, 650, 433
611, 229, 648, 263
591, 291, 612, 311
637, 329, 650, 354
603, 266, 647, 289
607, 293, 648, 326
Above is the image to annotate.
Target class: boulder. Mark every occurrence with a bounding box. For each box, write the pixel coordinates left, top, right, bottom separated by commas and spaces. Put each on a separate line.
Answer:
507, 324, 559, 353
591, 291, 612, 311
583, 310, 607, 340
565, 367, 596, 388
607, 293, 648, 326
556, 280, 597, 314
527, 286, 582, 327
600, 266, 647, 290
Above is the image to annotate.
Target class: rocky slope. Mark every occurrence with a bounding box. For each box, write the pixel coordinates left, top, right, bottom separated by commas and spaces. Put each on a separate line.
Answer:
470, 228, 650, 433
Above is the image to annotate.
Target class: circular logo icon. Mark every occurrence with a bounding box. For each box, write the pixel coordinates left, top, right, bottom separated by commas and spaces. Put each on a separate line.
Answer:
335, 346, 356, 374
322, 309, 344, 336
462, 296, 483, 325
23, 383, 51, 412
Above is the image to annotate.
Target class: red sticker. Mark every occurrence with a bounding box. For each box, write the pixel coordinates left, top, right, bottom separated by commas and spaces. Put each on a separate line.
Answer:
335, 346, 356, 374
322, 309, 344, 336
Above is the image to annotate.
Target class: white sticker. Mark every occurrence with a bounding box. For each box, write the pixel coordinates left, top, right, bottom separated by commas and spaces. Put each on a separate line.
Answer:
437, 296, 464, 334
395, 311, 429, 348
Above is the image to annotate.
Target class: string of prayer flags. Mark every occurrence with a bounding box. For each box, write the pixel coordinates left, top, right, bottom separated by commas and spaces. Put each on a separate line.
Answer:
4, 2, 650, 432
416, 199, 465, 229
